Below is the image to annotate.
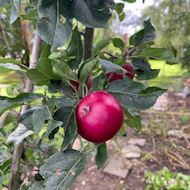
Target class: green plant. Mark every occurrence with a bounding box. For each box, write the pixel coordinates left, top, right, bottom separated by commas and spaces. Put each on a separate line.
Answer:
0, 0, 178, 189
144, 167, 190, 190
179, 115, 190, 124
145, 153, 152, 161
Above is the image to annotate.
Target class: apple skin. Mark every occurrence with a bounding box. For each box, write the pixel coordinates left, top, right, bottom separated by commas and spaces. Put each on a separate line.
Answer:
70, 76, 93, 93
106, 63, 134, 82
105, 72, 123, 82
123, 63, 134, 73
76, 91, 124, 143
123, 63, 134, 79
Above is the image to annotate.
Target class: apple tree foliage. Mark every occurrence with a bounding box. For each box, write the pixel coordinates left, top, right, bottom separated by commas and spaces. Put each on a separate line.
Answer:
0, 0, 177, 189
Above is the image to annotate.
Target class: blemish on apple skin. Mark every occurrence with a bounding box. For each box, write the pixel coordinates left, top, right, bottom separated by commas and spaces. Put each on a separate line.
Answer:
83, 106, 90, 115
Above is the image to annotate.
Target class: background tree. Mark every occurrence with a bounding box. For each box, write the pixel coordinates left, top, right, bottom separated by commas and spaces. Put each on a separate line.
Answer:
143, 0, 190, 69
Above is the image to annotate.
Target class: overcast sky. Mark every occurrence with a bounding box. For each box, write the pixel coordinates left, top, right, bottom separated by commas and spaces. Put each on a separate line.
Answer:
115, 0, 154, 9
115, 0, 154, 17
111, 0, 154, 35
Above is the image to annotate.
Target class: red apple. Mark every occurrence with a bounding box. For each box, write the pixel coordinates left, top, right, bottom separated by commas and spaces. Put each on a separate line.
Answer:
105, 72, 123, 82
123, 63, 134, 73
106, 63, 134, 82
87, 75, 93, 89
70, 76, 93, 93
76, 91, 124, 143
123, 63, 134, 79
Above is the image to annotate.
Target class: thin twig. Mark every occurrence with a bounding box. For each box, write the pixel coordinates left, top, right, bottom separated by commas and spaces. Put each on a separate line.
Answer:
78, 27, 94, 99
0, 139, 9, 148
152, 137, 156, 152
22, 149, 32, 180
103, 52, 118, 59
172, 143, 190, 157
142, 151, 161, 165
24, 143, 52, 156
164, 148, 190, 169
0, 21, 11, 50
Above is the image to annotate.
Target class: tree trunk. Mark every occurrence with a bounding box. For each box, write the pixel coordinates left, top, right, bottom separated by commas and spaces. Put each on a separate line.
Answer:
9, 33, 42, 190
77, 27, 94, 99
84, 28, 94, 61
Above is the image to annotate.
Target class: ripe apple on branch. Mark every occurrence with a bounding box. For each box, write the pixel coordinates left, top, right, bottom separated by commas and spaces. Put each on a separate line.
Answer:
106, 63, 135, 82
76, 91, 124, 143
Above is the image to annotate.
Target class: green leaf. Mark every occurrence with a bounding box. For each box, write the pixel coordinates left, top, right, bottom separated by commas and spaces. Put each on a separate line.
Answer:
0, 58, 21, 65
114, 58, 126, 66
48, 52, 62, 60
116, 124, 126, 136
7, 123, 34, 144
55, 96, 75, 109
0, 111, 17, 128
0, 93, 43, 116
124, 109, 141, 133
26, 44, 60, 86
163, 167, 170, 181
72, 0, 114, 28
119, 12, 125, 22
134, 19, 156, 46
61, 112, 77, 151
114, 3, 124, 14
0, 175, 9, 187
106, 79, 166, 110
79, 58, 97, 85
136, 69, 160, 80
95, 143, 107, 169
27, 69, 51, 86
48, 80, 73, 96
90, 72, 107, 92
93, 38, 112, 55
145, 184, 153, 190
66, 27, 83, 69
53, 100, 77, 149
134, 48, 178, 64
43, 119, 63, 138
20, 9, 38, 21
37, 0, 72, 49
112, 38, 124, 49
19, 108, 37, 129
99, 59, 127, 74
121, 0, 136, 3
52, 61, 78, 81
29, 181, 44, 190
54, 104, 74, 126
36, 46, 60, 79
32, 106, 50, 134
46, 96, 57, 110
0, 159, 11, 172
10, 0, 20, 24
0, 63, 25, 72
40, 150, 87, 190
132, 58, 151, 72
59, 1, 72, 19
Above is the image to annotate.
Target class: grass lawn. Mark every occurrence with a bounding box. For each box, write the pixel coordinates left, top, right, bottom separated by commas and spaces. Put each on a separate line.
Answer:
148, 60, 187, 90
